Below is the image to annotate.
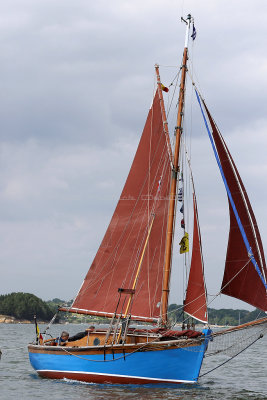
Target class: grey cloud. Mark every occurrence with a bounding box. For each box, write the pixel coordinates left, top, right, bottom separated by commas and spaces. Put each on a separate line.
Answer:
1, 0, 267, 307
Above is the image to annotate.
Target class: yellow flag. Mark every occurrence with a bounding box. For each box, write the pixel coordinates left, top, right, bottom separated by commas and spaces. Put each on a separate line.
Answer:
179, 232, 189, 254
35, 320, 43, 343
161, 84, 169, 93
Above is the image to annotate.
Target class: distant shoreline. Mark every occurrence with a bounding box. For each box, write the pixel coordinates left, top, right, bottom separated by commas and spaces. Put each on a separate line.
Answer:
0, 316, 234, 329
0, 315, 50, 324
0, 315, 31, 324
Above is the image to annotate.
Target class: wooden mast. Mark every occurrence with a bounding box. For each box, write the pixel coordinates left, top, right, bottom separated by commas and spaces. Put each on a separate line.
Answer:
161, 14, 192, 326
155, 65, 172, 160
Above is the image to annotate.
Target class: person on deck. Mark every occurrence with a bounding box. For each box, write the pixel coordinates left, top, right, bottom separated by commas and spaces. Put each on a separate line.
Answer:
56, 331, 69, 346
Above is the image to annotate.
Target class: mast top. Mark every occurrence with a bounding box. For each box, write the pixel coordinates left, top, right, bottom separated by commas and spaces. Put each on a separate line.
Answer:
181, 14, 192, 24
181, 14, 193, 49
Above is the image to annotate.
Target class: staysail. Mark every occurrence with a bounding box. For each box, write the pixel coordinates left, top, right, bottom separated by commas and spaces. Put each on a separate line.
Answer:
184, 194, 208, 323
200, 98, 267, 311
62, 87, 172, 322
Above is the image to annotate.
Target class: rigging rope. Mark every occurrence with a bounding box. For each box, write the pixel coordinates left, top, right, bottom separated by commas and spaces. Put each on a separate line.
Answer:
167, 256, 256, 327
54, 333, 206, 363
199, 333, 264, 378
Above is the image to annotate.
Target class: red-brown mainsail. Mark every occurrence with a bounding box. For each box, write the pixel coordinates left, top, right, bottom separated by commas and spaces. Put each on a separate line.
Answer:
61, 88, 172, 322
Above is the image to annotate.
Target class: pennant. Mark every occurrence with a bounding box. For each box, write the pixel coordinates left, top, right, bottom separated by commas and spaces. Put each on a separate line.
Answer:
180, 204, 184, 214
191, 24, 197, 41
179, 232, 189, 254
161, 84, 169, 93
181, 218, 185, 229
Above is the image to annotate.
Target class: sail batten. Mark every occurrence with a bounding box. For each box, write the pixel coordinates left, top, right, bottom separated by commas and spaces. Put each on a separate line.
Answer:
195, 89, 267, 311
70, 87, 172, 320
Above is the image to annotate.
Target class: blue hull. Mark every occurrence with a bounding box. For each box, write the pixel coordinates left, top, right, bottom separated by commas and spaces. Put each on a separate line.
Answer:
28, 341, 207, 384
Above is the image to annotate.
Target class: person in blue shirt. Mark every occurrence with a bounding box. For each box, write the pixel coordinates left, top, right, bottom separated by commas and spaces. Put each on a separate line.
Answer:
56, 331, 69, 346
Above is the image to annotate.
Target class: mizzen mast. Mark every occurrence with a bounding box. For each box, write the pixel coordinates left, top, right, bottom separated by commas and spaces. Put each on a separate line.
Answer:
161, 14, 192, 326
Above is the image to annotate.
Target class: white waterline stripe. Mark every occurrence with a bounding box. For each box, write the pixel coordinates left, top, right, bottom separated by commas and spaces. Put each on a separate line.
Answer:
38, 369, 195, 384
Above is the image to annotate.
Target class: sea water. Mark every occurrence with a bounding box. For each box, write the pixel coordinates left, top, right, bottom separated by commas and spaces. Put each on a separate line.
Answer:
0, 323, 266, 400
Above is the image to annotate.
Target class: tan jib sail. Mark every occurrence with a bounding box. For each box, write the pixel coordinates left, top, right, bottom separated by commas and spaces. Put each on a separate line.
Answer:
62, 88, 172, 322
184, 194, 208, 323
203, 102, 267, 311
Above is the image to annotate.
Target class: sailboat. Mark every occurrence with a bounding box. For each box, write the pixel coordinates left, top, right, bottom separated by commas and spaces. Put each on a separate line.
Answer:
28, 14, 267, 384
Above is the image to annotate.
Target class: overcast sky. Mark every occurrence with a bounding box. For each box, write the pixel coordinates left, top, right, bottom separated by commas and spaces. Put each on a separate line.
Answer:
1, 0, 267, 311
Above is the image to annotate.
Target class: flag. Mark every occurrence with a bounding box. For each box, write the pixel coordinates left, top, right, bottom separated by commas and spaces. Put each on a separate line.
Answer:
161, 84, 169, 93
36, 324, 43, 340
191, 24, 197, 40
34, 315, 43, 344
178, 188, 183, 202
180, 204, 184, 214
181, 218, 185, 229
179, 232, 189, 254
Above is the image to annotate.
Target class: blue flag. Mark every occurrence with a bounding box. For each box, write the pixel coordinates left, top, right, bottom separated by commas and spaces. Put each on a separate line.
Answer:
191, 24, 197, 40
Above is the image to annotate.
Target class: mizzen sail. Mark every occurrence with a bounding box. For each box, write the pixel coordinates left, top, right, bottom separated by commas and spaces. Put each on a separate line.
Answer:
184, 194, 208, 323
64, 87, 172, 322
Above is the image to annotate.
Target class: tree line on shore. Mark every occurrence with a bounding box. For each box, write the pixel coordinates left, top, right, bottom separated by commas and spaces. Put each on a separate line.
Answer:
0, 292, 54, 321
168, 303, 265, 326
0, 292, 265, 325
